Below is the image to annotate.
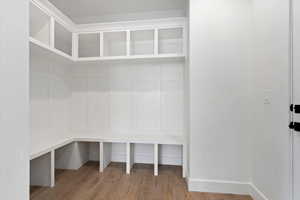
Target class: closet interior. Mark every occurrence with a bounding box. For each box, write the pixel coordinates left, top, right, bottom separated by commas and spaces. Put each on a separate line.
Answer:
29, 0, 188, 188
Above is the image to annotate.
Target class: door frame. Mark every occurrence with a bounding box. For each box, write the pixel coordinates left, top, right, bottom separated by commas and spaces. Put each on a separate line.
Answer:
289, 0, 295, 199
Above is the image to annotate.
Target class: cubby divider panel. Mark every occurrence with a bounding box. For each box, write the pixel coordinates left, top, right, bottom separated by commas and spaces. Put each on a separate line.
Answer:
30, 152, 53, 187
126, 143, 135, 174
100, 142, 111, 172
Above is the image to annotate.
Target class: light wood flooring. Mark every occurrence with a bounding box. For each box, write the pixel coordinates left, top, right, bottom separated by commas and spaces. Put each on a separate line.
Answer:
30, 162, 253, 200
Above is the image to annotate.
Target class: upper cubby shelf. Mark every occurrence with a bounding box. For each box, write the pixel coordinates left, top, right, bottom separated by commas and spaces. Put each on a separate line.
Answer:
30, 3, 51, 46
55, 22, 73, 57
78, 33, 100, 58
29, 0, 187, 63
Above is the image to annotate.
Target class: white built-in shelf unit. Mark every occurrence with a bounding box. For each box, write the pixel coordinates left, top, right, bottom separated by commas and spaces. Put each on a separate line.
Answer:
29, 0, 187, 187
30, 0, 187, 63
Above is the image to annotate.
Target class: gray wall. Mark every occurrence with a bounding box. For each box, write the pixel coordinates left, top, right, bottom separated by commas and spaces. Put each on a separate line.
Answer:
189, 0, 252, 192
251, 0, 291, 199
188, 0, 291, 199
0, 0, 30, 199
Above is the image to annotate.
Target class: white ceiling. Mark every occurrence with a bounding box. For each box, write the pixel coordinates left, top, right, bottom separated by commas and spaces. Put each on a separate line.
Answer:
48, 0, 186, 24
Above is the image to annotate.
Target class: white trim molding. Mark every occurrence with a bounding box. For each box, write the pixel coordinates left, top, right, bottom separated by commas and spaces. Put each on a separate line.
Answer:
188, 178, 270, 200
249, 183, 270, 200
188, 178, 249, 195
187, 178, 250, 195
76, 17, 187, 33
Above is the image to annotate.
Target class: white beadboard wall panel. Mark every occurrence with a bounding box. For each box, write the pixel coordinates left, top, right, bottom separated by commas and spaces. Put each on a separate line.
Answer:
70, 60, 184, 165
30, 54, 72, 155
50, 64, 71, 135
70, 60, 184, 138
70, 76, 88, 133
133, 91, 161, 131
161, 92, 183, 131
132, 69, 161, 131
88, 76, 110, 132
110, 93, 132, 132
132, 65, 161, 133
109, 64, 132, 132
161, 62, 184, 132
31, 57, 184, 164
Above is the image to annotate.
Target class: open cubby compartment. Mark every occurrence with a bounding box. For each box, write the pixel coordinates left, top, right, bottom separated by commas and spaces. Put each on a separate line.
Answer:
127, 143, 157, 175
158, 28, 183, 55
78, 33, 101, 58
55, 141, 100, 171
100, 142, 127, 172
104, 31, 127, 57
130, 29, 154, 55
158, 144, 184, 176
30, 3, 51, 46
54, 22, 72, 56
30, 152, 54, 187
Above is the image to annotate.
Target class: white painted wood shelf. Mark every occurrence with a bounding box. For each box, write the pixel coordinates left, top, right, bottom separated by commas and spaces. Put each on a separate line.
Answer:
31, 135, 186, 160
29, 0, 187, 63
30, 135, 187, 187
30, 37, 74, 62
30, 36, 186, 63
30, 37, 185, 63
77, 54, 185, 61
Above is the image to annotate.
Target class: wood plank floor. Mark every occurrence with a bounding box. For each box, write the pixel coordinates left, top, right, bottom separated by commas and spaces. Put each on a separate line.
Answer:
30, 162, 253, 200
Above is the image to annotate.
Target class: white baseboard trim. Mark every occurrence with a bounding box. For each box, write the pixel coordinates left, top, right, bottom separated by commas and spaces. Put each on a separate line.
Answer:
249, 183, 269, 200
188, 178, 270, 200
188, 178, 250, 195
